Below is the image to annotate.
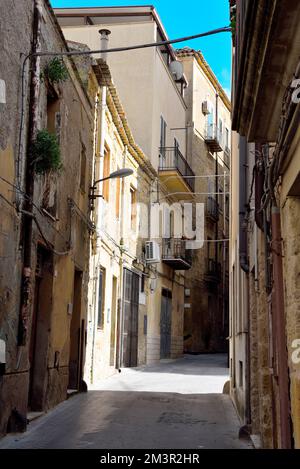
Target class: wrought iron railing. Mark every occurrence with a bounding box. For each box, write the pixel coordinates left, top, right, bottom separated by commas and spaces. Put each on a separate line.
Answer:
159, 147, 195, 192
204, 124, 224, 149
162, 238, 192, 266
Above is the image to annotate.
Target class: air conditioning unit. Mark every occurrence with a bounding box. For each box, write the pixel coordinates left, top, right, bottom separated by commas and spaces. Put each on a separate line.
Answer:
202, 101, 210, 116
145, 241, 161, 264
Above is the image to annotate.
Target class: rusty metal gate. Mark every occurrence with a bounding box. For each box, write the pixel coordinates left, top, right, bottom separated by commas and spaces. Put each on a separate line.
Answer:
160, 289, 172, 359
122, 269, 139, 367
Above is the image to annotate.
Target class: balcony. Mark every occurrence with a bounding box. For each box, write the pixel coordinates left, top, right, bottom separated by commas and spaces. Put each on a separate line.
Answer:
204, 259, 221, 284
206, 196, 219, 223
204, 124, 224, 153
162, 238, 192, 271
158, 147, 195, 199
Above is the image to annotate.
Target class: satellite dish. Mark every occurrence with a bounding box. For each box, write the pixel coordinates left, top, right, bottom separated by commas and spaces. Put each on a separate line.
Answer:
169, 61, 184, 81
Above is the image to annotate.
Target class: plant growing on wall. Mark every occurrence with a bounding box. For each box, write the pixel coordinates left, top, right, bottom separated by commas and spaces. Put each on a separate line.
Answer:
31, 130, 62, 175
43, 57, 69, 84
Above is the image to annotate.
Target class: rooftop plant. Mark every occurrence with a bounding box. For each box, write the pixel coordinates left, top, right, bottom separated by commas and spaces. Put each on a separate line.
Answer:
43, 57, 69, 84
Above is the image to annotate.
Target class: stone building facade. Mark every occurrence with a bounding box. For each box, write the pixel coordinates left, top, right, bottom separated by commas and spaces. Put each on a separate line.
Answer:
230, 0, 300, 449
177, 49, 231, 354
55, 6, 193, 366
84, 59, 157, 383
0, 0, 95, 434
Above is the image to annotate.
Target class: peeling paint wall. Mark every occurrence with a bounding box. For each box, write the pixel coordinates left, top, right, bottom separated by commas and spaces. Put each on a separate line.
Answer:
0, 0, 94, 434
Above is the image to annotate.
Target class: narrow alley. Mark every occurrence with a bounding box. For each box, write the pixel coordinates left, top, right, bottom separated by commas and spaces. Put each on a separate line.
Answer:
0, 355, 252, 449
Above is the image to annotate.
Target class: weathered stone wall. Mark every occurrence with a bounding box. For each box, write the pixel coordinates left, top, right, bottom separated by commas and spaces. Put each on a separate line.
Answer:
0, 0, 94, 434
0, 0, 35, 436
281, 196, 300, 448
249, 229, 275, 448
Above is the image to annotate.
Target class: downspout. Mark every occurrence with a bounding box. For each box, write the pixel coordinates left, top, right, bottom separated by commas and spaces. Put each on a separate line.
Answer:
18, 0, 42, 346
90, 30, 110, 383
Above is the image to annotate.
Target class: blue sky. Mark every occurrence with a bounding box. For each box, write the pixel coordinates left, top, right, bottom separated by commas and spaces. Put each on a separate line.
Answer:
50, 0, 232, 94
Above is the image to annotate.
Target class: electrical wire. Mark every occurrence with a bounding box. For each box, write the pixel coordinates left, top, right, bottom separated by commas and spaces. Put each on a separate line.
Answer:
0, 175, 71, 246
29, 26, 231, 59
18, 25, 231, 190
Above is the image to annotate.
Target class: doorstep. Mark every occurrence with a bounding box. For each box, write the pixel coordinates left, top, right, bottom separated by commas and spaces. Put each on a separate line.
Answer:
67, 389, 79, 399
27, 411, 45, 423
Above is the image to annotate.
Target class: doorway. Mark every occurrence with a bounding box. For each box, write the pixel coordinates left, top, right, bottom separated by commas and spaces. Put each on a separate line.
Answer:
28, 246, 53, 411
68, 269, 84, 390
160, 289, 172, 359
122, 269, 139, 367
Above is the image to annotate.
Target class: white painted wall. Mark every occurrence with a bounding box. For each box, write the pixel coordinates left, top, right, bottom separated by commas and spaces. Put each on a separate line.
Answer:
61, 21, 187, 169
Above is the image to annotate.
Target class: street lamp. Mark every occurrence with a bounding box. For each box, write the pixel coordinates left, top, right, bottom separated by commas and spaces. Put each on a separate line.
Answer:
89, 168, 133, 209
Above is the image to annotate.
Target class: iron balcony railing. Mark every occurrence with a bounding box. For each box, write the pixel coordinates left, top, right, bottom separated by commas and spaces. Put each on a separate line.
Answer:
206, 196, 219, 222
162, 238, 192, 270
205, 258, 222, 283
159, 147, 195, 192
204, 124, 224, 152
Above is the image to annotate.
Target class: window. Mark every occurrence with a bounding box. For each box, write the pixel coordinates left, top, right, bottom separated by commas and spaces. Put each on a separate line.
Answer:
80, 143, 86, 192
239, 361, 243, 388
130, 186, 137, 230
47, 95, 61, 140
103, 147, 110, 202
97, 268, 106, 329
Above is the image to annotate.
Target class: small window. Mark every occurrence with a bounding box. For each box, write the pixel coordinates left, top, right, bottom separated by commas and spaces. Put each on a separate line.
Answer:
80, 143, 86, 192
97, 268, 106, 329
239, 361, 243, 388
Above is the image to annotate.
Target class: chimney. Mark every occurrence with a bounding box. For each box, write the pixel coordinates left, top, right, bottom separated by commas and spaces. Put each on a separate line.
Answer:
99, 29, 111, 62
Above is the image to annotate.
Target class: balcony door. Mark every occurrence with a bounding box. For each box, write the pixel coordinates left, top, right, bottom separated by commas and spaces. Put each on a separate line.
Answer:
122, 269, 139, 367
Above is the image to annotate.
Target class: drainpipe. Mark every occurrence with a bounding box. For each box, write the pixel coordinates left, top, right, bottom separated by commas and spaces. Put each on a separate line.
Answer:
271, 206, 292, 449
18, 0, 42, 346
